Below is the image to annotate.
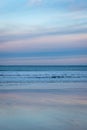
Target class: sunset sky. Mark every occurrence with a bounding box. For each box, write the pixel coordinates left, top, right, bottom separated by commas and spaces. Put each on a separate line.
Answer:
0, 0, 87, 65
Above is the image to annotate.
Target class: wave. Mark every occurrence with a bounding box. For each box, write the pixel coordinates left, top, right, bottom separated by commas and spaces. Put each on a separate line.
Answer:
0, 71, 87, 84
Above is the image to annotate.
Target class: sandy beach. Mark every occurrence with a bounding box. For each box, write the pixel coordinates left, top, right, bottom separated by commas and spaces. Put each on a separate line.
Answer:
0, 82, 87, 130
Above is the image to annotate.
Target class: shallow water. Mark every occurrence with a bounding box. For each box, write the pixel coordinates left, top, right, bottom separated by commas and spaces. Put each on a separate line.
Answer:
0, 82, 87, 130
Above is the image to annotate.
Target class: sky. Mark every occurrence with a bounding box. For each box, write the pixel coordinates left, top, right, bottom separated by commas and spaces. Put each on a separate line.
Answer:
0, 0, 87, 65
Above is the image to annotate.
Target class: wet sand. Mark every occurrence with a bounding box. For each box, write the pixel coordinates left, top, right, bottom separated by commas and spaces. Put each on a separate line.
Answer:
0, 83, 87, 130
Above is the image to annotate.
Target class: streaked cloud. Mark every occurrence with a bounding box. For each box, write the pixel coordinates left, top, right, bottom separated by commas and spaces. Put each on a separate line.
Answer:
0, 55, 87, 65
27, 0, 42, 6
69, 0, 87, 11
0, 33, 87, 51
0, 0, 87, 65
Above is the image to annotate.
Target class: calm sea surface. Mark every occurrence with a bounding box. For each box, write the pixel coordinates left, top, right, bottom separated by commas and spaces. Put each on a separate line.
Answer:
0, 66, 87, 130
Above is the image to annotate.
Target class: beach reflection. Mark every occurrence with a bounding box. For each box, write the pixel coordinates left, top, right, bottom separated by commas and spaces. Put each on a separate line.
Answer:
0, 83, 87, 130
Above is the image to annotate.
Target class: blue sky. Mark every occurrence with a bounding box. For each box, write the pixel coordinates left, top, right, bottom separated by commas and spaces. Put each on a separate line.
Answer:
0, 0, 87, 65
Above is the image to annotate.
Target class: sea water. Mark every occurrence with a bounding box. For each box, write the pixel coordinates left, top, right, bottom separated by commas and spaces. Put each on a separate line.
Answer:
0, 66, 87, 130
0, 65, 87, 86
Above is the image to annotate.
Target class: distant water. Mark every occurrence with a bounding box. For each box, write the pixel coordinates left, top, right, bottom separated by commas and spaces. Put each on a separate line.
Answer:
0, 65, 87, 71
0, 66, 87, 87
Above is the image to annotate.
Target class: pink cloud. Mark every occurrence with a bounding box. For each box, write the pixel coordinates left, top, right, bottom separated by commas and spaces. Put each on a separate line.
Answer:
0, 33, 87, 52
0, 55, 87, 65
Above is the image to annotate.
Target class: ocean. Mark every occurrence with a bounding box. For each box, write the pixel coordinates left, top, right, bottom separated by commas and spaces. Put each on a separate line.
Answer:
0, 65, 87, 86
0, 65, 87, 130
